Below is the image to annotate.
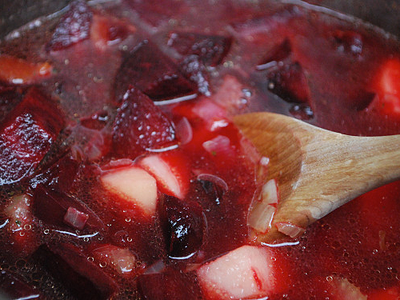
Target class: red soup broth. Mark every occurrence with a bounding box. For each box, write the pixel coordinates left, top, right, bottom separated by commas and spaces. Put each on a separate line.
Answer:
1, 0, 400, 299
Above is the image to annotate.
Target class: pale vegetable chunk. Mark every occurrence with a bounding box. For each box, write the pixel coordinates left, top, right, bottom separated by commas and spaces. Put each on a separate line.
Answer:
4, 194, 36, 254
197, 245, 276, 299
328, 277, 367, 300
248, 178, 279, 234
93, 244, 137, 276
101, 166, 158, 215
139, 154, 187, 199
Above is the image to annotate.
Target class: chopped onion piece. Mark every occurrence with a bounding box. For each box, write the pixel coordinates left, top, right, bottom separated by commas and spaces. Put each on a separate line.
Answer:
192, 99, 228, 131
275, 222, 305, 238
63, 207, 89, 230
176, 117, 193, 145
248, 203, 276, 234
328, 276, 367, 300
5, 194, 32, 233
203, 135, 233, 157
261, 179, 279, 205
248, 179, 279, 233
93, 245, 137, 275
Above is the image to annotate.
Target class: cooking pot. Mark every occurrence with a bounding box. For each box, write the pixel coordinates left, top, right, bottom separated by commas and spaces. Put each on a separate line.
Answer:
0, 0, 400, 299
1, 0, 400, 39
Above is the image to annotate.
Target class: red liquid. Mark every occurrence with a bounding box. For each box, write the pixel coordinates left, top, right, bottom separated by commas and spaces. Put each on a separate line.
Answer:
1, 1, 400, 299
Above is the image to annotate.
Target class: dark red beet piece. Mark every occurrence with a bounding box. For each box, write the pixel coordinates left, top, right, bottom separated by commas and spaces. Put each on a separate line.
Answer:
179, 55, 211, 96
0, 84, 22, 124
257, 38, 292, 69
256, 39, 310, 104
159, 195, 205, 259
137, 268, 202, 300
167, 32, 232, 66
265, 62, 310, 104
0, 87, 65, 186
46, 0, 93, 51
330, 30, 363, 57
114, 40, 196, 101
112, 87, 176, 159
32, 186, 104, 230
0, 269, 45, 300
30, 152, 80, 192
32, 243, 118, 300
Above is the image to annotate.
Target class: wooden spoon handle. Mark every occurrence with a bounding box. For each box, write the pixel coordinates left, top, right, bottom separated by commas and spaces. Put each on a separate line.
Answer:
234, 112, 400, 243
270, 122, 400, 241
284, 131, 400, 215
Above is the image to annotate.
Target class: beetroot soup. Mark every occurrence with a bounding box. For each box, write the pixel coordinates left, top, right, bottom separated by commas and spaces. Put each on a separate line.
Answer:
1, 1, 400, 299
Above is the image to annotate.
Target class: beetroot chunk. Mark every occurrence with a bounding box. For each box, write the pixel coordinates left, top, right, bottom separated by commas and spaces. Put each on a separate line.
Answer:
32, 186, 104, 230
32, 243, 118, 300
0, 269, 45, 300
167, 32, 232, 66
30, 151, 80, 192
179, 55, 211, 96
159, 195, 205, 259
0, 88, 65, 186
257, 38, 292, 69
0, 84, 22, 124
114, 40, 196, 101
46, 0, 93, 51
257, 39, 310, 105
265, 62, 310, 104
112, 87, 176, 159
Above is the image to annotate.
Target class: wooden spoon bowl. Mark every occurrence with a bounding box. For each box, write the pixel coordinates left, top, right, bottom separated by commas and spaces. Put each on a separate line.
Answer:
234, 112, 400, 243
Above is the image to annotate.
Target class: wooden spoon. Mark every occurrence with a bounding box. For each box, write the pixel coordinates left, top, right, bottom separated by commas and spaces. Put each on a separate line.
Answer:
234, 112, 400, 243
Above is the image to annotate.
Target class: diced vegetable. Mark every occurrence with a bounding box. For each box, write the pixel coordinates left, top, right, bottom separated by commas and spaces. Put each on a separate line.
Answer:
167, 32, 232, 66
203, 135, 234, 158
0, 55, 52, 85
275, 222, 305, 239
112, 87, 176, 159
197, 245, 277, 299
328, 276, 367, 300
46, 0, 93, 51
248, 179, 279, 235
139, 151, 190, 200
92, 244, 137, 275
4, 194, 36, 254
33, 243, 118, 299
32, 187, 105, 230
176, 117, 193, 145
158, 195, 205, 258
63, 207, 89, 230
101, 166, 158, 216
0, 87, 65, 186
114, 40, 196, 101
192, 99, 228, 132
